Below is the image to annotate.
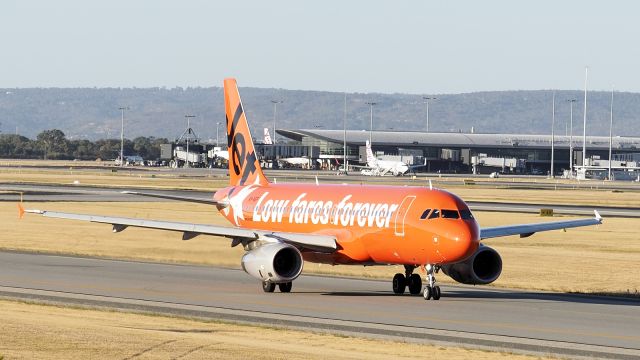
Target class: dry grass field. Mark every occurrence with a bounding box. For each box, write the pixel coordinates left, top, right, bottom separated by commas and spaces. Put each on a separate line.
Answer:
0, 299, 544, 360
2, 200, 638, 295
0, 168, 228, 191
0, 159, 117, 167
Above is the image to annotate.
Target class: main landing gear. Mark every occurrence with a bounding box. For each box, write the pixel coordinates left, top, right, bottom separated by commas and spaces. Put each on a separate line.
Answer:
391, 264, 441, 300
423, 264, 441, 301
392, 265, 423, 295
262, 281, 293, 293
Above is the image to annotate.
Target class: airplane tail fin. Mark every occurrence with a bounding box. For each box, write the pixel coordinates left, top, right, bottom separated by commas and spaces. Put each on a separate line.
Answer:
264, 128, 273, 145
365, 140, 378, 166
223, 78, 269, 186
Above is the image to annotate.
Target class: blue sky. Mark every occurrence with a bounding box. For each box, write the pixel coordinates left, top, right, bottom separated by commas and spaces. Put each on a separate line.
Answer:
2, 0, 639, 93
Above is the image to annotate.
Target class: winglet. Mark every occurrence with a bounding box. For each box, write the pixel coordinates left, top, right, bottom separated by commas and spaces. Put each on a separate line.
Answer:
594, 210, 602, 221
17, 202, 25, 219
17, 192, 25, 219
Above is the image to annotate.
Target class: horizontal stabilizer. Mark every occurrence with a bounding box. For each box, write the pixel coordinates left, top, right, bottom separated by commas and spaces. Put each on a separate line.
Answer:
121, 191, 227, 207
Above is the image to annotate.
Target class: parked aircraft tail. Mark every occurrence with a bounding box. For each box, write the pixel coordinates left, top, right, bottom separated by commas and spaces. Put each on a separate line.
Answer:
264, 128, 273, 145
365, 140, 378, 167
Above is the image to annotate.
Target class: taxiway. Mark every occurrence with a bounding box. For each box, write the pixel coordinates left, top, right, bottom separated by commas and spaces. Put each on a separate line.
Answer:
0, 251, 638, 359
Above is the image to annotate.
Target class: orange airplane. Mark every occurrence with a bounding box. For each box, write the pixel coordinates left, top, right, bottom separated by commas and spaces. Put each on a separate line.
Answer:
24, 78, 603, 300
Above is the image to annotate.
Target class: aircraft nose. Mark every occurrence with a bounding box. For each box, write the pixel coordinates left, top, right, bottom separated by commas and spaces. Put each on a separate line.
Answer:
447, 220, 479, 262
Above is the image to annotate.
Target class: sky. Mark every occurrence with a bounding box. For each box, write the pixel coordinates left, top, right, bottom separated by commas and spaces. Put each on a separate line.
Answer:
2, 0, 639, 94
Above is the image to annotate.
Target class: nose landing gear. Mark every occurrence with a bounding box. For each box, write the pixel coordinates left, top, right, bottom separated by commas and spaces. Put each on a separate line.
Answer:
392, 265, 423, 295
423, 264, 441, 300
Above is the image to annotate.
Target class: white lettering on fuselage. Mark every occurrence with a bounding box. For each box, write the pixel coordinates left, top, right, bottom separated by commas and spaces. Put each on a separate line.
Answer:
252, 192, 399, 228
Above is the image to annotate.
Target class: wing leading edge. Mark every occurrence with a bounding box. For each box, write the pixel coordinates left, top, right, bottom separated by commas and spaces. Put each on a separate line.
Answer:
24, 209, 337, 253
480, 210, 602, 239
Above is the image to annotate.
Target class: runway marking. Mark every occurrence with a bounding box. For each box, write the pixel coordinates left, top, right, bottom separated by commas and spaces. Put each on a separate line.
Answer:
171, 344, 210, 360
122, 339, 177, 360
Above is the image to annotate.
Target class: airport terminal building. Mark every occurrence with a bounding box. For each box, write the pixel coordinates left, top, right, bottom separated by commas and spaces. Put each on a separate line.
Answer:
275, 129, 640, 175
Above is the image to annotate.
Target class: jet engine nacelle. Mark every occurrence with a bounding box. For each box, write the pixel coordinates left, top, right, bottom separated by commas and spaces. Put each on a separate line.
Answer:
241, 242, 303, 283
441, 244, 502, 285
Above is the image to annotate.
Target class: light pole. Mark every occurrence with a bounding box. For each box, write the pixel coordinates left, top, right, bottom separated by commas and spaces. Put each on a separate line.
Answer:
184, 115, 196, 168
343, 93, 348, 174
118, 106, 129, 167
423, 96, 436, 132
608, 86, 614, 181
365, 101, 377, 144
271, 100, 283, 144
550, 92, 555, 178
582, 67, 588, 170
216, 121, 221, 147
567, 99, 576, 175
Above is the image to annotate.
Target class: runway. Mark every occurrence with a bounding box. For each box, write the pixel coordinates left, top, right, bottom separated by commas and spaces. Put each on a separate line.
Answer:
3, 183, 639, 217
0, 251, 638, 359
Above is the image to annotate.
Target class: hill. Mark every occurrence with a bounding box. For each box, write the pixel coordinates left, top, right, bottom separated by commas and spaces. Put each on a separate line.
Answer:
0, 87, 638, 141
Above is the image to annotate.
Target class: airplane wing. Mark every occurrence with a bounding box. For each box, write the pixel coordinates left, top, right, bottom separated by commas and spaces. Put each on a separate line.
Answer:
480, 211, 602, 239
23, 209, 337, 253
345, 163, 370, 169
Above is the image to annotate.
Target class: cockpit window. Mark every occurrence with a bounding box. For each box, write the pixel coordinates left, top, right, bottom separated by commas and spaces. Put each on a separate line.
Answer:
420, 209, 431, 220
441, 209, 460, 219
460, 209, 474, 220
428, 209, 440, 219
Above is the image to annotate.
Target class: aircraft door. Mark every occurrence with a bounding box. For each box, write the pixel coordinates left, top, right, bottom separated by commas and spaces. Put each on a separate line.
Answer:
394, 195, 416, 236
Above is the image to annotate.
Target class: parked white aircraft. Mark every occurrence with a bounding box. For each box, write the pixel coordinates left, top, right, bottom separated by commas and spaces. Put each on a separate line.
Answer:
360, 141, 426, 176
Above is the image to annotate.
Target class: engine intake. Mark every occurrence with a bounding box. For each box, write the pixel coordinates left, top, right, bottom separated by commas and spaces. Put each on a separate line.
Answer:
241, 243, 303, 283
441, 245, 502, 285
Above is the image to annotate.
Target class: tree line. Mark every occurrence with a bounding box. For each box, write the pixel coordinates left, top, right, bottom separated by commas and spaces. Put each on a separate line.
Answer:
0, 129, 168, 160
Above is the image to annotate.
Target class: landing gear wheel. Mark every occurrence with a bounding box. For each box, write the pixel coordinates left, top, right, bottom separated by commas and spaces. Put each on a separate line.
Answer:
432, 286, 441, 300
262, 281, 276, 293
422, 264, 442, 301
278, 282, 293, 293
408, 274, 422, 295
423, 286, 432, 300
392, 273, 406, 294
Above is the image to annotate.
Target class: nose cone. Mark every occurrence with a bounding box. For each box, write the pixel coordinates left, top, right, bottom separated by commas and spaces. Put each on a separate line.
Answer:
445, 220, 480, 262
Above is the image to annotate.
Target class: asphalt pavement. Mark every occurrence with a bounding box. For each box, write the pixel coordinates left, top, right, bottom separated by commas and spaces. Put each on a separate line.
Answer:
0, 251, 638, 359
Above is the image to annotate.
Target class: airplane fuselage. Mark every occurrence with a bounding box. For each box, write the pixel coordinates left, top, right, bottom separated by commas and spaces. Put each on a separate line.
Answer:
214, 183, 480, 266
373, 160, 410, 175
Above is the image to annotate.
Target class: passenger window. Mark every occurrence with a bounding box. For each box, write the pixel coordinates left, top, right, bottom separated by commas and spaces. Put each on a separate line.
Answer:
441, 209, 460, 219
420, 209, 431, 220
428, 209, 440, 219
460, 209, 474, 220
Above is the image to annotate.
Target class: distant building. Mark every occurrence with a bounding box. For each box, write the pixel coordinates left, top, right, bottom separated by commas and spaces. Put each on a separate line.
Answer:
277, 129, 640, 174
